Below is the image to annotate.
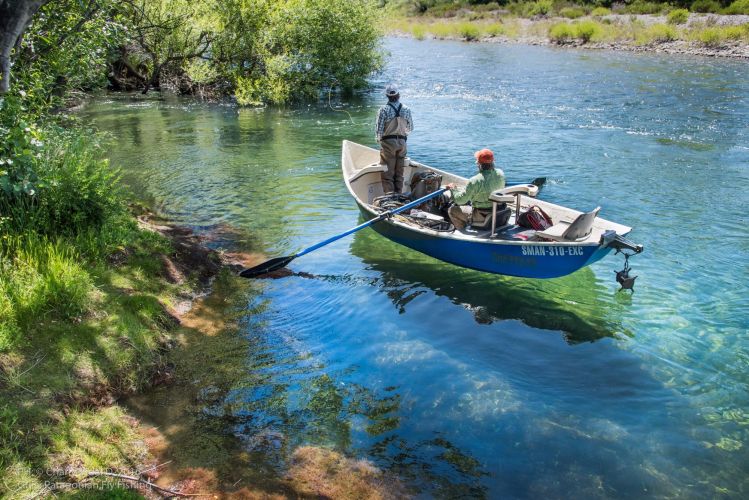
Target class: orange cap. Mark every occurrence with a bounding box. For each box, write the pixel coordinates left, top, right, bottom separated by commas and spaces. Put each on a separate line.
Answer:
474, 148, 494, 164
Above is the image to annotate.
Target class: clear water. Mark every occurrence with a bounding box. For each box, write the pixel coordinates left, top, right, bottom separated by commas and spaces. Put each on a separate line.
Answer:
83, 38, 749, 498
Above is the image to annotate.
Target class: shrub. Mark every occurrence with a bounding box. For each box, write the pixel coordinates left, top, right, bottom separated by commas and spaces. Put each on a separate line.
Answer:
691, 0, 721, 12
723, 0, 749, 14
638, 23, 678, 43
485, 23, 506, 37
560, 6, 586, 18
525, 0, 554, 17
576, 20, 603, 41
625, 1, 667, 14
412, 24, 427, 40
591, 7, 612, 16
698, 27, 724, 45
0, 97, 126, 237
549, 22, 576, 41
667, 9, 690, 24
457, 22, 481, 40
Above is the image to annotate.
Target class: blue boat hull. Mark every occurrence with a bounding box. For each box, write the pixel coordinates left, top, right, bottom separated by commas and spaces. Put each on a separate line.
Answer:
357, 203, 613, 279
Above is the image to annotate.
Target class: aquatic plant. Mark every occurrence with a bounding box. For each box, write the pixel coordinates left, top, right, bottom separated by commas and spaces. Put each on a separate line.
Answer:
667, 8, 690, 24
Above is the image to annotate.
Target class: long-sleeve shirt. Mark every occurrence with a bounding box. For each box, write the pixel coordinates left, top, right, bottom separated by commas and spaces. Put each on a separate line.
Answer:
451, 168, 506, 210
375, 101, 413, 142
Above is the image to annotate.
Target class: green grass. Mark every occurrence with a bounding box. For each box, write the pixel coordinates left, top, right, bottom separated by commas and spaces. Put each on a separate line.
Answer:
636, 23, 679, 44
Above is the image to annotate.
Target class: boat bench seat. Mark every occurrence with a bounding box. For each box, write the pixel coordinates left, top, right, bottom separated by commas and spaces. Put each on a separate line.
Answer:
349, 163, 387, 183
536, 207, 601, 241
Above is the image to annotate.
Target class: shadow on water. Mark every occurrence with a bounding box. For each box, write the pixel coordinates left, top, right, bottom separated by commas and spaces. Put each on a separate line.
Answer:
348, 224, 628, 344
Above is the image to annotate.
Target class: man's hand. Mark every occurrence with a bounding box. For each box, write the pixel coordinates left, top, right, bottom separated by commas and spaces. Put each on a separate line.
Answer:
445, 183, 456, 190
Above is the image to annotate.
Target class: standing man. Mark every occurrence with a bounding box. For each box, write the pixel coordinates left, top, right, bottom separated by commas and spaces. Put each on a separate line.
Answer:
375, 83, 413, 193
446, 148, 506, 230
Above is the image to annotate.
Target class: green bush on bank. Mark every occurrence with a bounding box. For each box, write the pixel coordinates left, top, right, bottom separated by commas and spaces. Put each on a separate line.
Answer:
723, 0, 749, 14
591, 6, 612, 16
549, 20, 603, 43
667, 8, 690, 24
691, 0, 722, 12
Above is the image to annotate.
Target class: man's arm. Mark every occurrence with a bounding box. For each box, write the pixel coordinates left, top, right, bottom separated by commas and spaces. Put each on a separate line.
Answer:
451, 179, 475, 205
375, 107, 384, 142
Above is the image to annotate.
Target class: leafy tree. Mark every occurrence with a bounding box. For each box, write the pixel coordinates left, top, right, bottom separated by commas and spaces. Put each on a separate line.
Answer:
119, 0, 215, 93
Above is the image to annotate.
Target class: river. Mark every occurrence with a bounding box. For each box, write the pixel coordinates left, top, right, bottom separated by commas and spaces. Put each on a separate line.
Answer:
82, 38, 749, 498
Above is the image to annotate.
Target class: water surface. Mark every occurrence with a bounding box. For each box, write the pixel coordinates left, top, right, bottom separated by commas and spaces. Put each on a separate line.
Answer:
84, 38, 749, 498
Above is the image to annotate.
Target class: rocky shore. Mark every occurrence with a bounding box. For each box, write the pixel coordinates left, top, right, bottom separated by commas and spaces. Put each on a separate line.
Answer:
393, 13, 749, 59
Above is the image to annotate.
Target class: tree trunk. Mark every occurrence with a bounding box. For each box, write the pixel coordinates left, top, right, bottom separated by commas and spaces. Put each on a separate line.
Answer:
0, 0, 48, 94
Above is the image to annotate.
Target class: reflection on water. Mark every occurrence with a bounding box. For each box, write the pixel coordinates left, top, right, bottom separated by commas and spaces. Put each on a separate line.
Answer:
349, 225, 626, 343
86, 37, 749, 497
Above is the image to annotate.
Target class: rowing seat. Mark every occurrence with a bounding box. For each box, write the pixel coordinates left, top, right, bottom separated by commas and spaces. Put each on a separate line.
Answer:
488, 184, 539, 237
536, 207, 601, 241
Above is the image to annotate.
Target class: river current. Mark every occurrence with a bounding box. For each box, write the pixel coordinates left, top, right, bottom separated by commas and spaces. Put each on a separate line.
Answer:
83, 38, 749, 498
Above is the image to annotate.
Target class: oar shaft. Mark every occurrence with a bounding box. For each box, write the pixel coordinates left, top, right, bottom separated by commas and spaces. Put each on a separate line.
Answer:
295, 188, 447, 258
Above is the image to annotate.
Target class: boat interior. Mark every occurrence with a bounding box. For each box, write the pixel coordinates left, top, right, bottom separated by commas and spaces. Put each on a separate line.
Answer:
342, 141, 631, 244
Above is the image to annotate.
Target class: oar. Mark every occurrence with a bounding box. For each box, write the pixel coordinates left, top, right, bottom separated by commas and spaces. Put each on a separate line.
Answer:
507, 177, 547, 189
239, 188, 449, 278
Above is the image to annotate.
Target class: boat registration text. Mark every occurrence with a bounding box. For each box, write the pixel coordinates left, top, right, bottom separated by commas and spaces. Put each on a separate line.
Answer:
521, 245, 584, 257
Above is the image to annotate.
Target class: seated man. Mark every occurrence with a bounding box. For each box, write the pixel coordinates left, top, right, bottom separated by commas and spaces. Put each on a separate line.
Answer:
445, 148, 505, 230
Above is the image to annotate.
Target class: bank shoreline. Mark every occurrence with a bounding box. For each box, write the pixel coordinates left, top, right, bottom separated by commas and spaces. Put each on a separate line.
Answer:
389, 13, 749, 60
1, 207, 403, 498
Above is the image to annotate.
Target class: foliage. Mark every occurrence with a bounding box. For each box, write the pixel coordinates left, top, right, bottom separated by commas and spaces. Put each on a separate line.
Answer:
549, 20, 603, 42
560, 6, 587, 18
11, 0, 125, 112
550, 22, 577, 40
576, 19, 602, 40
267, 0, 384, 101
723, 0, 749, 14
0, 98, 125, 236
457, 21, 482, 39
695, 24, 749, 44
636, 23, 678, 43
591, 6, 612, 15
691, 0, 721, 12
623, 1, 668, 14
667, 8, 690, 23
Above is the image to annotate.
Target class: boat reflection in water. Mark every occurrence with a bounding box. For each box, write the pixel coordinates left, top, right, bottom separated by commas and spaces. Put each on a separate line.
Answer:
349, 224, 628, 344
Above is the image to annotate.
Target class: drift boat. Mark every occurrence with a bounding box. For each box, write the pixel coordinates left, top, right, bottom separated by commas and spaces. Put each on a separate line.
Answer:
342, 140, 642, 280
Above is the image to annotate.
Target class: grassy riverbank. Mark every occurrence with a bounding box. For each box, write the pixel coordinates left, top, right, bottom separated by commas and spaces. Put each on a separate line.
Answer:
386, 4, 749, 57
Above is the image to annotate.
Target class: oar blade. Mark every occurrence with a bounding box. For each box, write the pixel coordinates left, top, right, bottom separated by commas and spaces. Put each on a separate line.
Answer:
531, 177, 547, 188
239, 256, 296, 278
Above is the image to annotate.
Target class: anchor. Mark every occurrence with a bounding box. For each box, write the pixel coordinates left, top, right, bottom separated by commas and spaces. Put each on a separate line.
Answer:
614, 252, 637, 292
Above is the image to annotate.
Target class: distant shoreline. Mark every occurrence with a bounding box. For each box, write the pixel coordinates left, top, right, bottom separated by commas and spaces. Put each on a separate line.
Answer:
389, 13, 749, 60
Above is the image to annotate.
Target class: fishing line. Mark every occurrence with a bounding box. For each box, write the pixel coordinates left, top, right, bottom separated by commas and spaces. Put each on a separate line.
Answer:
328, 84, 355, 124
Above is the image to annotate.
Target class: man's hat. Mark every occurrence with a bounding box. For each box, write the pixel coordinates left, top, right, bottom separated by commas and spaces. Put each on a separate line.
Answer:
474, 148, 494, 164
385, 83, 399, 96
